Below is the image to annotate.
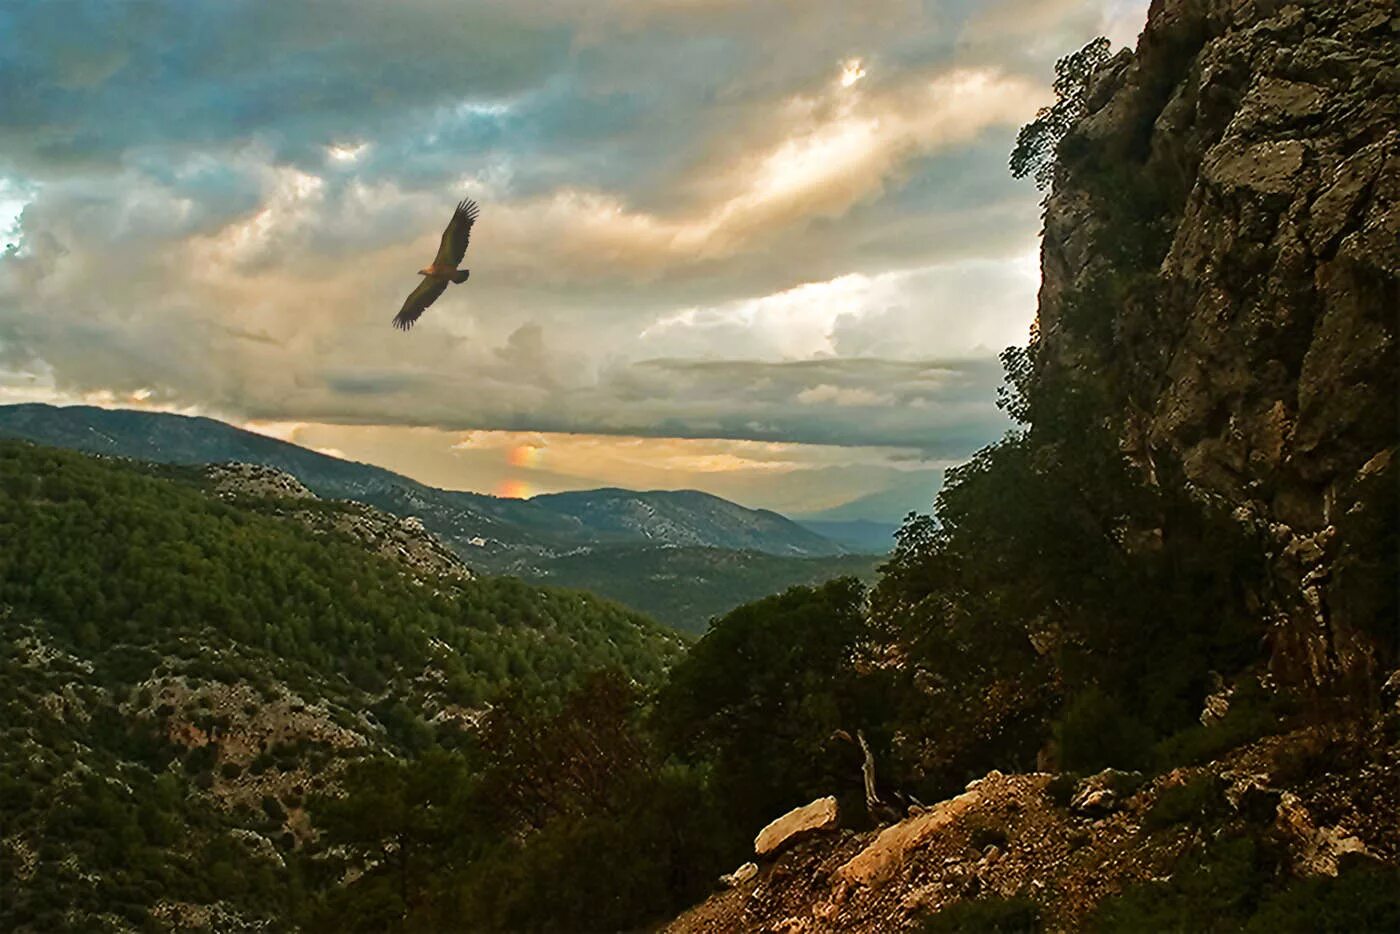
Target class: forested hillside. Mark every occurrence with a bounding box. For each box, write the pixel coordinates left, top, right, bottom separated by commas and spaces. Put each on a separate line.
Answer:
0, 405, 870, 632
0, 440, 682, 930
521, 545, 882, 634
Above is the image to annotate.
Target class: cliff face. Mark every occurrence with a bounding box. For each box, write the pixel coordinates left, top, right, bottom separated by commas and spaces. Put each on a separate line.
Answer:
662, 15, 1399, 929
1037, 0, 1398, 690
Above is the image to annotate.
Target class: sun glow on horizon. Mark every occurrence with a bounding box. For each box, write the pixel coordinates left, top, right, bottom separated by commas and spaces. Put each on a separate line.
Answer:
497, 479, 533, 499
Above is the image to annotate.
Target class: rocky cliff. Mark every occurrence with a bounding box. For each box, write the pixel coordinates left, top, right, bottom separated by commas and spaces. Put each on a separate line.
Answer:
661, 2, 1399, 930
1037, 0, 1397, 691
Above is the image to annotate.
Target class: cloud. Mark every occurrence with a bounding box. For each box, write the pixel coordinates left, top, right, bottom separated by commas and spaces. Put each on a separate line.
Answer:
0, 1, 1149, 514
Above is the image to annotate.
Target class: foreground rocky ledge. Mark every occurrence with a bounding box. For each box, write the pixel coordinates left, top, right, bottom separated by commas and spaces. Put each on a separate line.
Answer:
667, 723, 1398, 932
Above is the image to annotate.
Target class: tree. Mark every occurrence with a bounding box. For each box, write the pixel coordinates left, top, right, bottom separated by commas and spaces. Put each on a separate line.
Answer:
1010, 37, 1113, 189
654, 578, 888, 829
309, 750, 474, 932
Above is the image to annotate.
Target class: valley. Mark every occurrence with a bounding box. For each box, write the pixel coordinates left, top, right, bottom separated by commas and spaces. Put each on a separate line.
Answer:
0, 403, 879, 634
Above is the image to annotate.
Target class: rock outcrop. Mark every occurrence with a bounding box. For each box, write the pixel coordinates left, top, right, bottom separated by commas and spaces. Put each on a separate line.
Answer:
835, 788, 984, 889
294, 504, 475, 582
207, 462, 474, 582
1069, 768, 1144, 817
1037, 0, 1397, 691
755, 796, 840, 858
206, 462, 316, 500
666, 727, 1400, 933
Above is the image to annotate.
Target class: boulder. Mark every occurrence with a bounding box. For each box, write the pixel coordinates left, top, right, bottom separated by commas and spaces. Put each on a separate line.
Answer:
1070, 769, 1143, 817
719, 862, 758, 888
1275, 791, 1372, 876
835, 789, 982, 889
1199, 672, 1234, 726
754, 796, 838, 858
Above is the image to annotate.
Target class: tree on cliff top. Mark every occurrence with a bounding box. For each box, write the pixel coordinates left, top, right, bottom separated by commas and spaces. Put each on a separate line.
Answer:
1010, 36, 1113, 189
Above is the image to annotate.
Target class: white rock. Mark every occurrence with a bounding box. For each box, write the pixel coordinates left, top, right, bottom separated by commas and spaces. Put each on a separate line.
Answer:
720, 862, 758, 887
754, 796, 839, 858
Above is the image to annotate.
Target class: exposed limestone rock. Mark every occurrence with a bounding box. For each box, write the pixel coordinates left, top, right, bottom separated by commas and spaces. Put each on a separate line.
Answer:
207, 462, 474, 581
755, 796, 840, 858
2, 835, 37, 882
228, 828, 286, 868
1275, 790, 1372, 876
1382, 669, 1400, 713
836, 789, 983, 889
1204, 138, 1308, 193
132, 676, 369, 835
1070, 769, 1144, 817
298, 503, 474, 581
206, 462, 315, 500
966, 769, 1006, 791
720, 861, 759, 887
668, 729, 1400, 933
1036, 0, 1398, 691
664, 2, 1397, 930
1200, 672, 1235, 726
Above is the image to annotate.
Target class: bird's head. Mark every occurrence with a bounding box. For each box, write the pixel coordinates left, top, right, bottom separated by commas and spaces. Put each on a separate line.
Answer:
416, 266, 431, 276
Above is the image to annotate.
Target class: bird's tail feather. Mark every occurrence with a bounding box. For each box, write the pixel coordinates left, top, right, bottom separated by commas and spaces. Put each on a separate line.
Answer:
452, 269, 471, 284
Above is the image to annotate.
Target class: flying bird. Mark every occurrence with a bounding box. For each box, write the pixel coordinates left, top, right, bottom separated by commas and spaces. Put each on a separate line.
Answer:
392, 198, 480, 331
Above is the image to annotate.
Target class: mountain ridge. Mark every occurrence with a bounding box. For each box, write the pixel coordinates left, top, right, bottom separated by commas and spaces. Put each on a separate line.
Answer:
0, 402, 846, 568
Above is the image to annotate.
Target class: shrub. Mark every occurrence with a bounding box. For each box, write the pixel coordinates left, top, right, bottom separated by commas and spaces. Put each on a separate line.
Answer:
1245, 863, 1400, 932
1094, 835, 1400, 932
1055, 689, 1154, 772
1143, 773, 1225, 832
261, 796, 286, 823
1092, 834, 1274, 931
1044, 773, 1079, 809
1152, 679, 1289, 771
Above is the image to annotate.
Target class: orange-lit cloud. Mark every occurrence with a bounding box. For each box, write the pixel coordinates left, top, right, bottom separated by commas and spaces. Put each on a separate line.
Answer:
507, 444, 543, 468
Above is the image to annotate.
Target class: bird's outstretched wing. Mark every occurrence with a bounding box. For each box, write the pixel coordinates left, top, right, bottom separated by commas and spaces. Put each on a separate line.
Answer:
392, 276, 448, 331
432, 199, 479, 268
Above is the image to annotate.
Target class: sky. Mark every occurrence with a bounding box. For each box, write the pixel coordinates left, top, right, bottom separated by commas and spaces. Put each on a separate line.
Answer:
0, 0, 1148, 520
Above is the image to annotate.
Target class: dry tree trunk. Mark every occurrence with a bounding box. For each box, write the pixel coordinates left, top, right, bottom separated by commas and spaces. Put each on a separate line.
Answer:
856, 730, 883, 818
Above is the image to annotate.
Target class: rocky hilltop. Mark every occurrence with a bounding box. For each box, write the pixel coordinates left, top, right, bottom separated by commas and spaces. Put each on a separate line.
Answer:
205, 462, 475, 582
1037, 0, 1397, 689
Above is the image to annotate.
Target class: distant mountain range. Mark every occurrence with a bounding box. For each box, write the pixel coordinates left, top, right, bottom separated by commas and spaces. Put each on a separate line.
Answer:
794, 519, 901, 554
0, 402, 856, 579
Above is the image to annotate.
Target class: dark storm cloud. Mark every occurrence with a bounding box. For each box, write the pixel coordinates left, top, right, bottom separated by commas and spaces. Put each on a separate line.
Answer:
0, 1, 570, 173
